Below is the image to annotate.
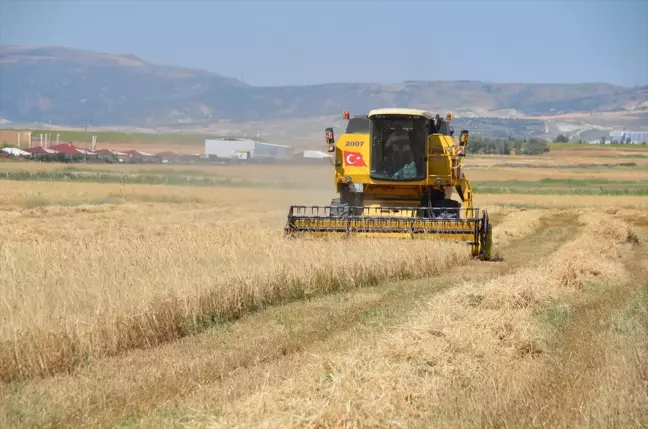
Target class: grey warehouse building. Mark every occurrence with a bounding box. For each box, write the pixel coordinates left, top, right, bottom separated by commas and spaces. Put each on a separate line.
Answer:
204, 138, 293, 159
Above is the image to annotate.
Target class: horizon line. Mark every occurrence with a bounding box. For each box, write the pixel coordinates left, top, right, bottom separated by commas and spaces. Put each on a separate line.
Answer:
0, 44, 641, 89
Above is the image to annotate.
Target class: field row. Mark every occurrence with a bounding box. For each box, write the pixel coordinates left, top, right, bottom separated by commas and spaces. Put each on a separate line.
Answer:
2, 191, 646, 428
3, 180, 648, 214
2, 167, 648, 197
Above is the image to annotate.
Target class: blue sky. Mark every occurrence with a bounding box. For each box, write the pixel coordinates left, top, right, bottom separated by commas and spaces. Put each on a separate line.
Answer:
1, 0, 646, 87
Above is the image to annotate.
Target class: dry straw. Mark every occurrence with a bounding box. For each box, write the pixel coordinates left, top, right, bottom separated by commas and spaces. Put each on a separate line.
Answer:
198, 213, 642, 428
0, 226, 469, 381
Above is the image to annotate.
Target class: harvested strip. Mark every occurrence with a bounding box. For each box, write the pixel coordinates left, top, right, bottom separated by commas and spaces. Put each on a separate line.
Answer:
188, 214, 639, 428
490, 207, 546, 248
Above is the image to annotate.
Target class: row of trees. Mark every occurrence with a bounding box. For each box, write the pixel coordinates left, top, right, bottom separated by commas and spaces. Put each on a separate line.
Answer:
464, 135, 550, 155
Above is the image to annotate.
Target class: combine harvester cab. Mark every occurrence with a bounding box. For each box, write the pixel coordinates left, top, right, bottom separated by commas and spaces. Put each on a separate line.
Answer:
285, 108, 493, 261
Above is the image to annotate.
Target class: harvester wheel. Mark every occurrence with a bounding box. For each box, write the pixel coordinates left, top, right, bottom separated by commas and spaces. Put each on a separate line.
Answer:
443, 199, 462, 219
426, 199, 461, 219
479, 213, 493, 261
330, 198, 349, 217
482, 224, 493, 261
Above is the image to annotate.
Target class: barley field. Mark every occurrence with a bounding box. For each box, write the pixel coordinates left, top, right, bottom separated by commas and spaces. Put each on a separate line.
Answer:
1, 145, 648, 429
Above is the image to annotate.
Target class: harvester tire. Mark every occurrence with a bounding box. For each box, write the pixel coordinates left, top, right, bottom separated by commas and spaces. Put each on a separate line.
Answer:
330, 198, 350, 217
479, 213, 493, 261
427, 199, 461, 219
482, 224, 493, 261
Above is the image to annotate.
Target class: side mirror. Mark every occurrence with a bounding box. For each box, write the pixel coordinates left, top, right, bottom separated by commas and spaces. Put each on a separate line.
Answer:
460, 130, 469, 147
458, 130, 469, 157
449, 126, 455, 136
325, 127, 335, 152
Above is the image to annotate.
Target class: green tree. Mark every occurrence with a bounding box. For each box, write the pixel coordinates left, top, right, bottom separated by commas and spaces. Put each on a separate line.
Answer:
522, 138, 550, 155
464, 134, 549, 156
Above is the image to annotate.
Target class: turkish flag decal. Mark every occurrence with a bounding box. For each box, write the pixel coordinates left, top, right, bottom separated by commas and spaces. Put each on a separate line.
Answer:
343, 151, 366, 167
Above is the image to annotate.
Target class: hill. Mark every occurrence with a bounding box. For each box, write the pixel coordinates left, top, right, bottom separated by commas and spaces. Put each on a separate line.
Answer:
1, 45, 646, 128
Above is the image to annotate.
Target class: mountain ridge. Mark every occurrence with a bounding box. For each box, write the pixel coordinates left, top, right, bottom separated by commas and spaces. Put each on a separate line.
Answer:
1, 45, 646, 128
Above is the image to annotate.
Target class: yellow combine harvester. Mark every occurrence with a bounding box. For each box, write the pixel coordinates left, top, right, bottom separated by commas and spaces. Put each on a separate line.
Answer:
284, 108, 493, 260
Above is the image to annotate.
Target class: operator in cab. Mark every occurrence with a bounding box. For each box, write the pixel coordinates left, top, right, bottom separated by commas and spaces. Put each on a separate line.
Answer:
385, 124, 417, 179
385, 124, 409, 149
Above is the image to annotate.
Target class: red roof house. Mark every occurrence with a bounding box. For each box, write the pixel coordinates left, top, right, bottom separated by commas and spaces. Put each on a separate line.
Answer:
49, 143, 84, 155
25, 146, 57, 154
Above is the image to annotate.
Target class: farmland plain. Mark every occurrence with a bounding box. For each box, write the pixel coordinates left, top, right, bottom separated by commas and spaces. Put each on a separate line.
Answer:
1, 144, 647, 429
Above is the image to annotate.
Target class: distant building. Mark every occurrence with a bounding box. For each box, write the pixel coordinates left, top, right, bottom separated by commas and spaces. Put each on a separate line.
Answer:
123, 149, 158, 163
609, 131, 648, 144
1, 147, 30, 157
204, 138, 292, 159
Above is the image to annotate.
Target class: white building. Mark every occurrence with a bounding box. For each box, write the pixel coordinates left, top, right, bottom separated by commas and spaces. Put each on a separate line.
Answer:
1, 147, 30, 156
609, 131, 648, 144
204, 138, 293, 159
